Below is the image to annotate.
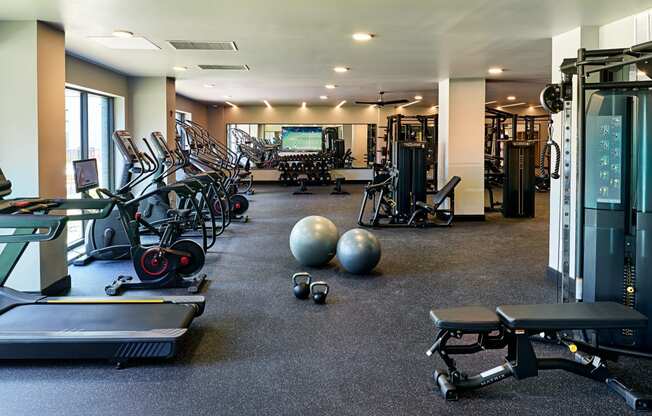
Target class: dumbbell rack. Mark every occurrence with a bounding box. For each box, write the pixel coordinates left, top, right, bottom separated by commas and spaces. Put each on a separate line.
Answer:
277, 154, 334, 189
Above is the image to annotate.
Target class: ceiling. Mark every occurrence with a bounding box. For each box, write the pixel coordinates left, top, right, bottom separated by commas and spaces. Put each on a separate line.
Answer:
2, 0, 652, 107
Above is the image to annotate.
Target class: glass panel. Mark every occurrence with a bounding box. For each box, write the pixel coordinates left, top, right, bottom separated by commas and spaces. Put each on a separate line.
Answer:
64, 89, 82, 245
87, 93, 110, 188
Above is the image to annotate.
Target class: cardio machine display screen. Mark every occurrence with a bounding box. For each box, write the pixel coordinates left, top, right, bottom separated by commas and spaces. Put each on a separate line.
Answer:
281, 127, 323, 151
73, 158, 99, 193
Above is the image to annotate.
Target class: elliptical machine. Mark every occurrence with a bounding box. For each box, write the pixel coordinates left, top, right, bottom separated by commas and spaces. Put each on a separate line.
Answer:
176, 120, 251, 222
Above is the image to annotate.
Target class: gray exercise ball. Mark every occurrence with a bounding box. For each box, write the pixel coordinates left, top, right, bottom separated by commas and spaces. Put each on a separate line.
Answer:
337, 228, 381, 274
289, 216, 339, 267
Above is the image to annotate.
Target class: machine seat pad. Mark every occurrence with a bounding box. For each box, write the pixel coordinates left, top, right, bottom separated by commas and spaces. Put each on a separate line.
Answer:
430, 306, 501, 332
417, 176, 462, 212
497, 302, 648, 330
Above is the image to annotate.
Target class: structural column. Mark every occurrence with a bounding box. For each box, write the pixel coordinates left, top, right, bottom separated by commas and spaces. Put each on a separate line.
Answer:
128, 76, 176, 149
437, 78, 485, 217
0, 21, 67, 293
127, 76, 176, 181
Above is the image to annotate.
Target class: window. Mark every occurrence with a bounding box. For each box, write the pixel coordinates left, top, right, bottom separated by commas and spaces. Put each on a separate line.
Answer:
175, 110, 191, 123
64, 88, 114, 251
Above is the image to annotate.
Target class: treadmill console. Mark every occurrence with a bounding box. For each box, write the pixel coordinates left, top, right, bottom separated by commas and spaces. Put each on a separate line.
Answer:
72, 158, 100, 193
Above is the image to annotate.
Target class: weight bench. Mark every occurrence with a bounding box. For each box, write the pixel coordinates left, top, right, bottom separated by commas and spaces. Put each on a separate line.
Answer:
427, 302, 651, 411
409, 176, 461, 226
293, 174, 312, 195
331, 176, 349, 195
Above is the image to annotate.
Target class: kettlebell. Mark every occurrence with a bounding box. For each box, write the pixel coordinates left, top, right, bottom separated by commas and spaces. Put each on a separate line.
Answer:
310, 281, 329, 304
292, 272, 312, 299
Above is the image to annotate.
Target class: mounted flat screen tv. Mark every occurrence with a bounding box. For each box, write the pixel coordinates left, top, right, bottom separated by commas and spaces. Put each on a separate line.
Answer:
281, 126, 323, 151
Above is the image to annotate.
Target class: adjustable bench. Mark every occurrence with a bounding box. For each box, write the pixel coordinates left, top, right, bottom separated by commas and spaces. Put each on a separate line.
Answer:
427, 302, 651, 411
411, 176, 461, 226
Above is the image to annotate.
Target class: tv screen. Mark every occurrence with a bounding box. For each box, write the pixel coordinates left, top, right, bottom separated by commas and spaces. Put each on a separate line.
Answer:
281, 126, 323, 151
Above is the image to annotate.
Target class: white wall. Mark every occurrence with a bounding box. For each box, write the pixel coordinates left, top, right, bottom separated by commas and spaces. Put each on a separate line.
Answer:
0, 21, 67, 292
0, 21, 39, 196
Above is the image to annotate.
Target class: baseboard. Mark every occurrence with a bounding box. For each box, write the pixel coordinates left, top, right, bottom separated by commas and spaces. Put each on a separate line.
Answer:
454, 214, 486, 221
41, 274, 71, 296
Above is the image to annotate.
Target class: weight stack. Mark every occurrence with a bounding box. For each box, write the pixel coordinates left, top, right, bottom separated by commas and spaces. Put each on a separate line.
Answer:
396, 142, 427, 219
502, 141, 535, 218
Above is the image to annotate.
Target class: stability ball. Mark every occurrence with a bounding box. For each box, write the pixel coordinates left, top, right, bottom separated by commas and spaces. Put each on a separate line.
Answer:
337, 229, 381, 274
289, 216, 339, 267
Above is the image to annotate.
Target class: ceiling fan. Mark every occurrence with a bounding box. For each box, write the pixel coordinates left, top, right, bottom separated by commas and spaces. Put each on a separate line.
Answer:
355, 91, 409, 107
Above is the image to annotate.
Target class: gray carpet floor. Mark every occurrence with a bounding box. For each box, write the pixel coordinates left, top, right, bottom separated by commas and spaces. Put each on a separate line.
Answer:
1, 184, 650, 415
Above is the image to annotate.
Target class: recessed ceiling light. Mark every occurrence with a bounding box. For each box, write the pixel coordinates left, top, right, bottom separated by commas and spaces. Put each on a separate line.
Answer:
263, 100, 272, 108
173, 66, 187, 71
320, 95, 328, 100
488, 68, 503, 75
352, 33, 374, 41
336, 100, 347, 108
204, 84, 216, 88
414, 95, 423, 100
325, 84, 336, 89
224, 95, 232, 99
112, 30, 134, 38
507, 96, 516, 101
333, 66, 349, 73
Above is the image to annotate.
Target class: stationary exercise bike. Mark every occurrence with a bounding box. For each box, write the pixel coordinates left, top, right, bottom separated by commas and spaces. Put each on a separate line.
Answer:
73, 157, 207, 295
79, 131, 216, 264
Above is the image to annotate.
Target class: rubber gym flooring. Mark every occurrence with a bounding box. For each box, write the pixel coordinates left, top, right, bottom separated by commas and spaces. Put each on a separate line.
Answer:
2, 184, 651, 416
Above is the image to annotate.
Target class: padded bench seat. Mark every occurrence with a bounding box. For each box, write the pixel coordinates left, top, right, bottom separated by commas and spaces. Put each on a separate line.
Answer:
430, 306, 501, 332
497, 302, 648, 330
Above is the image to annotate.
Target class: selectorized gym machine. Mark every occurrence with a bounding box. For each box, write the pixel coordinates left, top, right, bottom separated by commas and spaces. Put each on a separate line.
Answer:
484, 107, 539, 218
0, 168, 205, 367
358, 114, 461, 227
427, 42, 652, 411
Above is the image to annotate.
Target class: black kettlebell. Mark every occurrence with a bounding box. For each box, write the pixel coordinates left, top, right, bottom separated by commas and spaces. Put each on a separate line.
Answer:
310, 281, 329, 304
292, 272, 312, 300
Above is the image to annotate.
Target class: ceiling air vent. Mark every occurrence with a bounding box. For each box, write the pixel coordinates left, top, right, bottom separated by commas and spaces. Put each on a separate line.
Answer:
168, 40, 238, 51
198, 64, 250, 71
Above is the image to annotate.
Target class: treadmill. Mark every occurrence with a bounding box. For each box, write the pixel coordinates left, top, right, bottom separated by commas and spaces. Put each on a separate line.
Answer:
0, 167, 205, 366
